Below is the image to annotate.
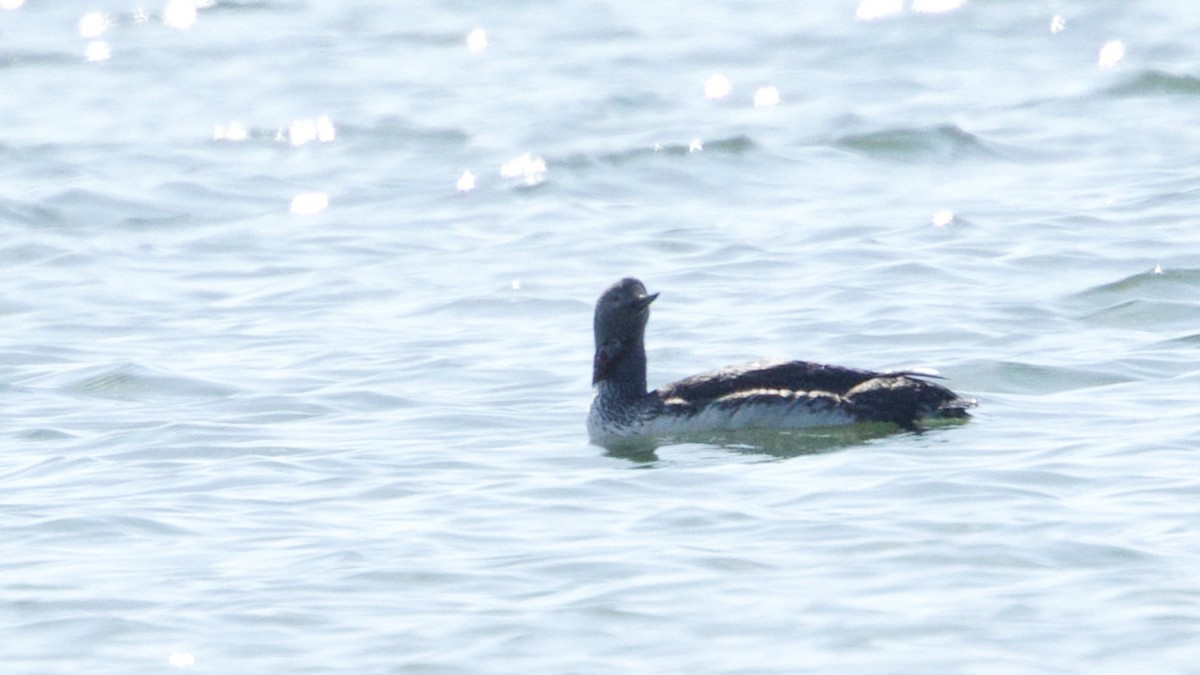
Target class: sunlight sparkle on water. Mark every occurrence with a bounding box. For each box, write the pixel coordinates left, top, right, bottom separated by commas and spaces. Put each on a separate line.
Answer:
163, 0, 197, 29
499, 154, 546, 186
704, 74, 732, 100
688, 139, 703, 153
467, 28, 488, 52
316, 115, 336, 142
290, 192, 329, 215
79, 12, 109, 37
287, 116, 336, 146
932, 209, 954, 227
1098, 40, 1125, 68
1050, 15, 1066, 34
0, 0, 25, 9
912, 0, 965, 14
289, 120, 315, 145
753, 86, 780, 107
168, 651, 195, 668
856, 0, 903, 20
85, 41, 112, 62
213, 121, 248, 141
456, 170, 476, 192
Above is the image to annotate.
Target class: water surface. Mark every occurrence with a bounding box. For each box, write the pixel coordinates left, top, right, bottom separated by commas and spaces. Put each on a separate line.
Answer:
2, 1, 1199, 672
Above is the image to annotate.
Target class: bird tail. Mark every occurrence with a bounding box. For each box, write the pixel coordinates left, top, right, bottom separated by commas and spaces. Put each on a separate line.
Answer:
846, 375, 973, 431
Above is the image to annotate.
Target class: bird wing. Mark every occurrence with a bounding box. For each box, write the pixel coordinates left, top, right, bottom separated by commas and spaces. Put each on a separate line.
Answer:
655, 359, 884, 406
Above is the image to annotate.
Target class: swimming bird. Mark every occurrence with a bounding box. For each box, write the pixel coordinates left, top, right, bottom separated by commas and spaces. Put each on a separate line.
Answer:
587, 277, 973, 443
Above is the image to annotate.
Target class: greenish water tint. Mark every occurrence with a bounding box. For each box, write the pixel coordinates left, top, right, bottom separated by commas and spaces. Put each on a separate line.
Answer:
833, 124, 999, 161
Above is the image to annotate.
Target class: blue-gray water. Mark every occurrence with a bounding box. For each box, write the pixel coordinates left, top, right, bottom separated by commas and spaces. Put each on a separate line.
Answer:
3, 1, 1199, 672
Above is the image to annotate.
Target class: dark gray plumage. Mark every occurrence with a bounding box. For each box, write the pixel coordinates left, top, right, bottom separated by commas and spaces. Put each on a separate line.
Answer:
587, 277, 973, 443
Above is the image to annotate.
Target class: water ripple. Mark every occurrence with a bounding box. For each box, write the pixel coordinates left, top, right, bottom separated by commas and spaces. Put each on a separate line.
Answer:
1106, 70, 1200, 97
832, 124, 1000, 161
2, 0, 1199, 672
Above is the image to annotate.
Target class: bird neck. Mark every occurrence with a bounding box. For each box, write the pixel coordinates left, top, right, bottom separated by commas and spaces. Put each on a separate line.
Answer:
595, 340, 648, 402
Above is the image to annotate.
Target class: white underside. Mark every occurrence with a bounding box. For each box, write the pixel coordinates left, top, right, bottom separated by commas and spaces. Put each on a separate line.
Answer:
588, 391, 860, 442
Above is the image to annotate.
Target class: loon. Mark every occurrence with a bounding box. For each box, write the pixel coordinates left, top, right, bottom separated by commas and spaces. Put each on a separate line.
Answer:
587, 277, 973, 444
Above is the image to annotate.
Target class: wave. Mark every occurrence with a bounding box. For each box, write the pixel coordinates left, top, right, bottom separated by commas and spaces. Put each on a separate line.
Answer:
1068, 268, 1200, 334
595, 134, 757, 165
1075, 267, 1200, 303
832, 124, 999, 161
52, 361, 239, 401
1105, 70, 1200, 98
